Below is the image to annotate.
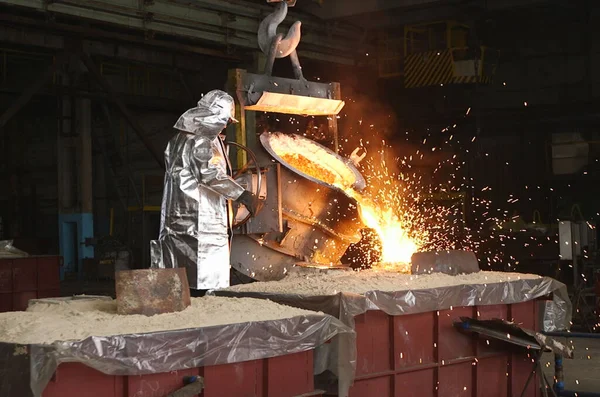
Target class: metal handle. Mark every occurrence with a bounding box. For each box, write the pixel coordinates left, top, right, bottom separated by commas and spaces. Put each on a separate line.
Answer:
167, 376, 204, 397
228, 141, 263, 228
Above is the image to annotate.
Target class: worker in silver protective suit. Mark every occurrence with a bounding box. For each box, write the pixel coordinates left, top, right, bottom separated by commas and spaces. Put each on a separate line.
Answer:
150, 90, 259, 293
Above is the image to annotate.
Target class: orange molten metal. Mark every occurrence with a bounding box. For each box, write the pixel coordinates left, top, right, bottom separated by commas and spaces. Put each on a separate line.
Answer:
280, 153, 337, 185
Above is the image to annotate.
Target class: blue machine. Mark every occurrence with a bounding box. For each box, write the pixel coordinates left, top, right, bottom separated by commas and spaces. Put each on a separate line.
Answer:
58, 213, 94, 280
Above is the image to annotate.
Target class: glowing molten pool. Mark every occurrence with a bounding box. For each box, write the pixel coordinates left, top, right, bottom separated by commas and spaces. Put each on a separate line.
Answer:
280, 153, 338, 186
265, 132, 361, 190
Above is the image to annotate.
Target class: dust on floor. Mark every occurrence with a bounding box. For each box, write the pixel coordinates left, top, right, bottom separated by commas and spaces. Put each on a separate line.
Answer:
0, 296, 323, 345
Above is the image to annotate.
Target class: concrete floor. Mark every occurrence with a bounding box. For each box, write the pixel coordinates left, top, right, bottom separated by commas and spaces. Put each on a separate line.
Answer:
542, 338, 600, 394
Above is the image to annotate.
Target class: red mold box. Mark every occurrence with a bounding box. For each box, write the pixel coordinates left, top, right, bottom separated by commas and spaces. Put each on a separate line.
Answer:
345, 300, 541, 397
42, 350, 322, 397
0, 256, 61, 312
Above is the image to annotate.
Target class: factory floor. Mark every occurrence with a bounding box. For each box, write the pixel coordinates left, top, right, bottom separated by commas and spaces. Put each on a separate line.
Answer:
542, 338, 600, 394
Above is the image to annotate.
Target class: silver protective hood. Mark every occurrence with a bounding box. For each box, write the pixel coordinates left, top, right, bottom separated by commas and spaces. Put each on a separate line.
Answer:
173, 90, 237, 137
150, 90, 245, 290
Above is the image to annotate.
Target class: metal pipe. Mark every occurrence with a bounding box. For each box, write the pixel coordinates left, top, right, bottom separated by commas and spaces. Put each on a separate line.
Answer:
554, 354, 564, 393
542, 331, 600, 339
78, 97, 93, 213
558, 392, 600, 397
58, 91, 75, 211
547, 339, 600, 397
166, 376, 204, 397
541, 369, 558, 397
518, 354, 540, 397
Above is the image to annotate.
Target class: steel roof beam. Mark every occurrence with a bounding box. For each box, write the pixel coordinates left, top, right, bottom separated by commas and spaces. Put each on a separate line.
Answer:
2, 0, 363, 65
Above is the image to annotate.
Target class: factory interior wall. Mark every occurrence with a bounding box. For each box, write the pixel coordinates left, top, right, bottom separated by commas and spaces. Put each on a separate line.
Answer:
1, 0, 600, 266
0, 96, 58, 253
0, 41, 373, 266
383, 3, 600, 227
0, 45, 240, 262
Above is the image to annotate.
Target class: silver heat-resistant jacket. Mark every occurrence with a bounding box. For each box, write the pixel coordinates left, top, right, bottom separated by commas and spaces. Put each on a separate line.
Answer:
150, 90, 245, 289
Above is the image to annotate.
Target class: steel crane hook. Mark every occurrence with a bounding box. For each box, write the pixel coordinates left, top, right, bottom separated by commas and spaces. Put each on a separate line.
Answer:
257, 1, 304, 80
258, 2, 301, 58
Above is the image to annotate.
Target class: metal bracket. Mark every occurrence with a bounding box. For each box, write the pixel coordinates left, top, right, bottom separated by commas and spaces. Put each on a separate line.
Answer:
232, 69, 344, 116
167, 376, 204, 397
267, 0, 297, 6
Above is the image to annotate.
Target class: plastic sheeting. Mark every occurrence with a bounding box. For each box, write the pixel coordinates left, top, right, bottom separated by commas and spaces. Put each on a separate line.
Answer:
212, 275, 571, 397
0, 313, 352, 397
0, 240, 28, 258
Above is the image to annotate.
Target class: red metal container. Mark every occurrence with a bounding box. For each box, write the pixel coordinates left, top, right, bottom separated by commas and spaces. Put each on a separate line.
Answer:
344, 300, 540, 397
0, 256, 61, 312
42, 350, 323, 397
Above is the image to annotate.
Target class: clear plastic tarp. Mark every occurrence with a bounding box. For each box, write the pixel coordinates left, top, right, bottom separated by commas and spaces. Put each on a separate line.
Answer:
0, 240, 28, 258
211, 275, 571, 397
0, 313, 352, 397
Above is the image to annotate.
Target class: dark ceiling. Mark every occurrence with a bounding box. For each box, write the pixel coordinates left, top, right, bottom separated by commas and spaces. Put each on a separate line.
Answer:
287, 0, 568, 29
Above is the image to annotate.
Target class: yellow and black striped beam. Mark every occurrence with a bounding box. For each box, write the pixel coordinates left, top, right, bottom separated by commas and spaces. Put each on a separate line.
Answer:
404, 49, 454, 88
404, 49, 493, 88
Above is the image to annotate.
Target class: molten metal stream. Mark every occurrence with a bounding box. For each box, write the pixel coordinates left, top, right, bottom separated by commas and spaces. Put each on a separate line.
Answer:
268, 134, 419, 272
344, 190, 417, 272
